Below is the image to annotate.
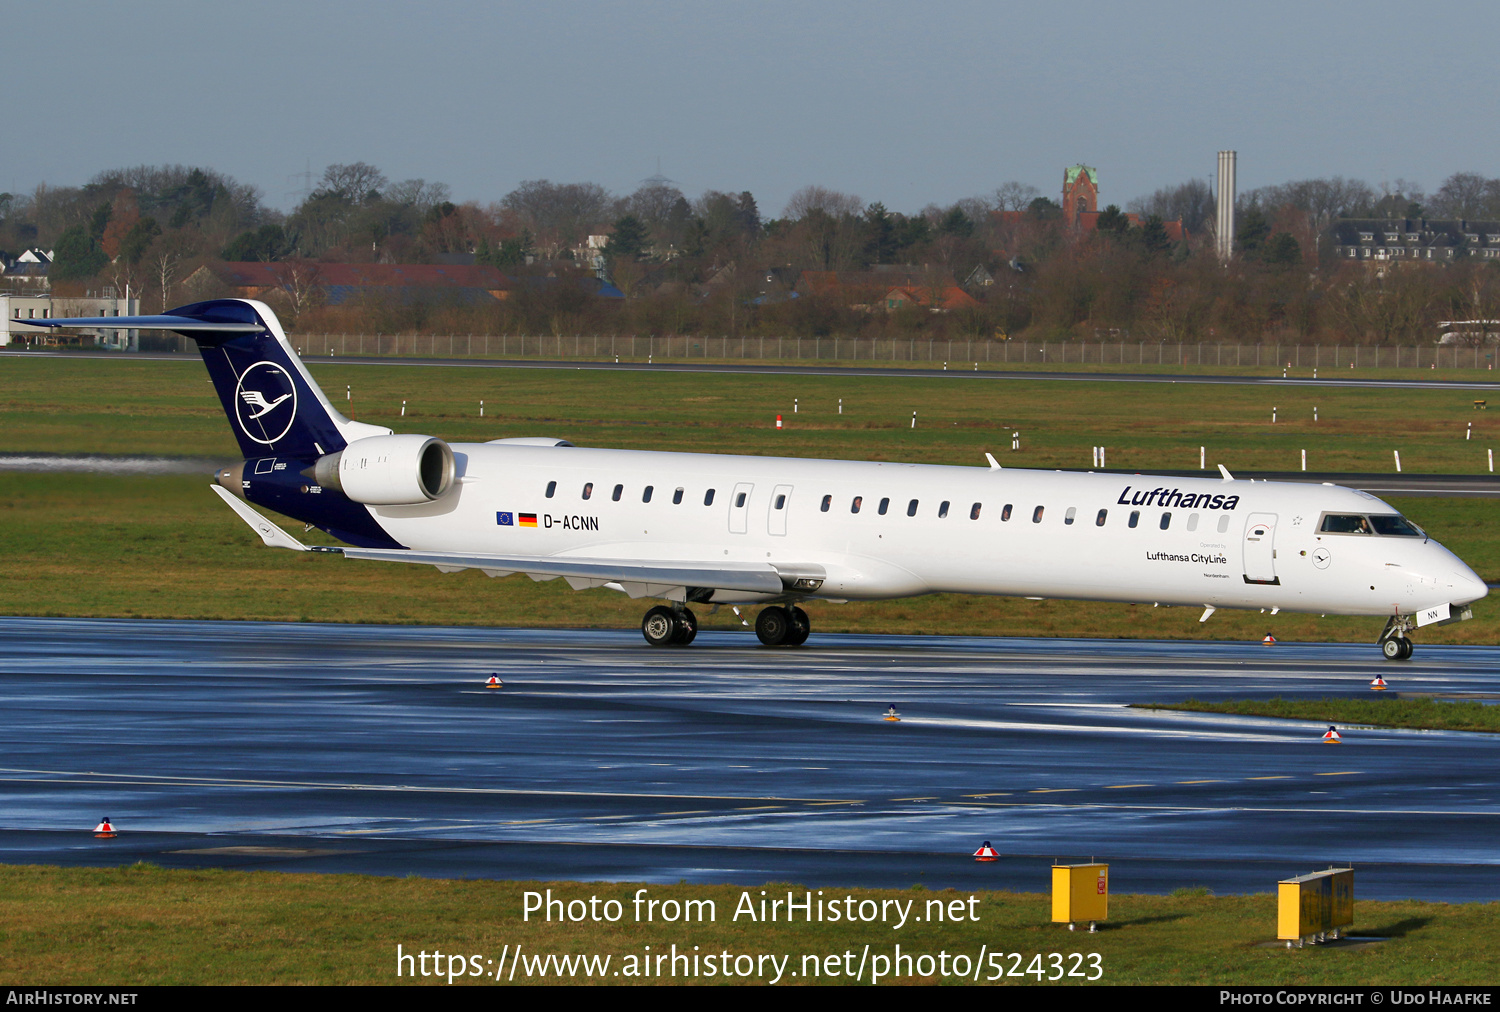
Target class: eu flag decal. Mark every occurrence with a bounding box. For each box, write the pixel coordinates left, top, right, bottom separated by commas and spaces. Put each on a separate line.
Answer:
496, 511, 514, 526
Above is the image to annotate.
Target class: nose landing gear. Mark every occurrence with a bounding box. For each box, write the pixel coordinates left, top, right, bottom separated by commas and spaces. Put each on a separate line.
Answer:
1378, 615, 1414, 661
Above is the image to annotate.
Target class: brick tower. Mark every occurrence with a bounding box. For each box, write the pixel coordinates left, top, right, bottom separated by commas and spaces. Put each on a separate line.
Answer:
1063, 165, 1098, 227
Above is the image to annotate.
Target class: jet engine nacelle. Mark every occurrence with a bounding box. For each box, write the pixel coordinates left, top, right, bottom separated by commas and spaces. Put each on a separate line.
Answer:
313, 434, 456, 505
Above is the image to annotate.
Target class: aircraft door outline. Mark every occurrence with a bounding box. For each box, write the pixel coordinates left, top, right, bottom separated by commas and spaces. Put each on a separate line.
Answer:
768, 484, 793, 536
729, 482, 754, 534
1243, 512, 1280, 585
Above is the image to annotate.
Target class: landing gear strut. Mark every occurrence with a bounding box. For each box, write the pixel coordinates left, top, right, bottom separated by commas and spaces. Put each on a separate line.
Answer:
642, 605, 697, 647
1378, 615, 1414, 661
755, 605, 810, 647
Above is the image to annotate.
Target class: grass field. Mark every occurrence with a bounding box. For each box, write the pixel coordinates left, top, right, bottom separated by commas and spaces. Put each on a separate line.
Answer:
1, 355, 1497, 642
1138, 696, 1500, 733
2, 866, 1495, 986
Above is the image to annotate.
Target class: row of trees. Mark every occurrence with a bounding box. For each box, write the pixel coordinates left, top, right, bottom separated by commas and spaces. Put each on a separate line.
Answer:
4, 163, 1499, 343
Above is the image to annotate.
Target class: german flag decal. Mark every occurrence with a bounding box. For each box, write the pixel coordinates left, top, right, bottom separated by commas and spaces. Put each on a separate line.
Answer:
518, 513, 538, 527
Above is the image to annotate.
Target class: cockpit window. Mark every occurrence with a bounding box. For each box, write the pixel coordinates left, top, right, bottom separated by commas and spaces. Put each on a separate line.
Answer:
1369, 514, 1424, 537
1320, 514, 1371, 534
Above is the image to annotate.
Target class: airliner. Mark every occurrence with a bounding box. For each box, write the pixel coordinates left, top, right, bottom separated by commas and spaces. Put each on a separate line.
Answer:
32, 299, 1487, 658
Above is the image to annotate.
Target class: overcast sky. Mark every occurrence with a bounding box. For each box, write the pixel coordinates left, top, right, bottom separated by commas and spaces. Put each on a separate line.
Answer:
8, 1, 1497, 216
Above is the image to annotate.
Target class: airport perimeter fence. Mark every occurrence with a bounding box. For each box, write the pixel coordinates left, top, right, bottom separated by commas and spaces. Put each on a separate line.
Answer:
156, 332, 1500, 371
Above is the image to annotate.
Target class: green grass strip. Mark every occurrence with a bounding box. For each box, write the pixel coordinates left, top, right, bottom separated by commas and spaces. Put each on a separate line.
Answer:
1136, 696, 1500, 733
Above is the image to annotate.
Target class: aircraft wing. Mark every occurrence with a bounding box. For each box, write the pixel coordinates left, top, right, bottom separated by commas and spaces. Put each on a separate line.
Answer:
210, 485, 790, 596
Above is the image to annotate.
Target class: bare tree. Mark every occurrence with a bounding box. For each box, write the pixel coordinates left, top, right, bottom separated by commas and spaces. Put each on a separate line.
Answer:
783, 185, 863, 220
993, 181, 1040, 212
1129, 179, 1214, 235
386, 178, 452, 215
319, 162, 388, 204
501, 180, 614, 256
270, 257, 325, 323
1428, 172, 1500, 220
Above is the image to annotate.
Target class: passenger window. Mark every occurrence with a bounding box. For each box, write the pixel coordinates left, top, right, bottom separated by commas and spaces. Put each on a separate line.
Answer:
545, 480, 556, 498
1032, 506, 1044, 523
1160, 512, 1171, 530
938, 501, 950, 518
704, 488, 715, 506
1096, 509, 1107, 526
642, 485, 654, 503
582, 482, 593, 500
1064, 506, 1076, 526
1001, 504, 1012, 522
970, 502, 981, 520
1129, 510, 1140, 528
774, 494, 786, 510
1216, 514, 1230, 534
612, 484, 623, 502
907, 499, 919, 517
735, 491, 747, 508
673, 488, 684, 505
1186, 512, 1199, 532
878, 497, 890, 515
851, 496, 862, 514
821, 494, 832, 512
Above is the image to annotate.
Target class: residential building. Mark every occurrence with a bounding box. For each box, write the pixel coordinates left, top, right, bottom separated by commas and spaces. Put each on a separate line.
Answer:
1329, 218, 1500, 263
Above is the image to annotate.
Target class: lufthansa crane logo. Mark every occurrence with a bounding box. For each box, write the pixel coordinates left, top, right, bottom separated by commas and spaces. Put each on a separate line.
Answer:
233, 361, 298, 445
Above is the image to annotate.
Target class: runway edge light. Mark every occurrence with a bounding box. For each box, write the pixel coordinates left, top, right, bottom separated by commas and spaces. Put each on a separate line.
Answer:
1051, 862, 1107, 931
974, 841, 999, 862
884, 704, 901, 722
1323, 725, 1342, 743
1263, 633, 1276, 646
1370, 675, 1387, 690
94, 817, 117, 839
486, 674, 503, 689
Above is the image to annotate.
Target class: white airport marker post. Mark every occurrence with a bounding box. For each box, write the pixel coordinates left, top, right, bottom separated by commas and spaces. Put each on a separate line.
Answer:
1394, 450, 1402, 472
1314, 406, 1318, 422
838, 398, 843, 415
911, 411, 917, 429
1301, 449, 1307, 471
401, 399, 407, 417
794, 398, 799, 414
1012, 431, 1020, 451
1100, 446, 1105, 467
1200, 446, 1206, 470
1467, 422, 1472, 440
1272, 406, 1277, 423
480, 399, 484, 418
1490, 449, 1494, 473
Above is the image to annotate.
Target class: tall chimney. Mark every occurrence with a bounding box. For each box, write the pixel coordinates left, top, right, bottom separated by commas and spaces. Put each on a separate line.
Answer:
1216, 150, 1237, 262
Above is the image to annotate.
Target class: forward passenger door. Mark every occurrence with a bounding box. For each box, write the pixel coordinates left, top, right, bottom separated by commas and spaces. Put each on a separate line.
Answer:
1242, 513, 1280, 585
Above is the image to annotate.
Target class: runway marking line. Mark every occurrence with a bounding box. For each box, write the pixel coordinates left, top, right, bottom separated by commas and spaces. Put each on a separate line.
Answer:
1247, 776, 1292, 780
805, 801, 863, 806
658, 810, 711, 816
1104, 784, 1153, 789
962, 793, 1011, 797
1315, 772, 1363, 776
735, 805, 784, 811
1177, 780, 1225, 784
892, 796, 938, 801
1029, 788, 1079, 793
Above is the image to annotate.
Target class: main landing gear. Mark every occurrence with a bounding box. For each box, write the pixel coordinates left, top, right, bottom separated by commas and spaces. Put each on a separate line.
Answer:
639, 604, 812, 647
1378, 615, 1414, 661
641, 605, 696, 647
755, 605, 810, 647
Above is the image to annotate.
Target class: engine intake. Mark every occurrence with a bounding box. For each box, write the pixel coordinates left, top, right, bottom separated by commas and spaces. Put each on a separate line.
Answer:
313, 434, 455, 505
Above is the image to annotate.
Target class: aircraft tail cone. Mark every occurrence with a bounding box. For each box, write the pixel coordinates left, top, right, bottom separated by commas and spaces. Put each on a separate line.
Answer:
1370, 675, 1388, 690
485, 674, 502, 689
1322, 725, 1342, 743
974, 841, 999, 862
1262, 634, 1276, 645
94, 818, 117, 839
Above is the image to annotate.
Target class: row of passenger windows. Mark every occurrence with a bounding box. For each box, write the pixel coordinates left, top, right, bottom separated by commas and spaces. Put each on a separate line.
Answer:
817, 494, 1234, 533
544, 480, 772, 510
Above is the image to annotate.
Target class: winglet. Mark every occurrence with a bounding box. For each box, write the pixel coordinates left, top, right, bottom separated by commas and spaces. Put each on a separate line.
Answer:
210, 484, 309, 551
1218, 464, 1235, 481
984, 452, 1001, 471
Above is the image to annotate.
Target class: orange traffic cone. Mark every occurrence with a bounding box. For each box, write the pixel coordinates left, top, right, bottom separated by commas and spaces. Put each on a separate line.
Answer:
1262, 634, 1276, 646
1322, 725, 1342, 743
1370, 675, 1387, 691
94, 817, 117, 839
974, 840, 999, 862
485, 674, 502, 689
883, 704, 901, 722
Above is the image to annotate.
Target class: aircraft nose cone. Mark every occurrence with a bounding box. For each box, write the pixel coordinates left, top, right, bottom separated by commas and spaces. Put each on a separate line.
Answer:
1452, 566, 1489, 603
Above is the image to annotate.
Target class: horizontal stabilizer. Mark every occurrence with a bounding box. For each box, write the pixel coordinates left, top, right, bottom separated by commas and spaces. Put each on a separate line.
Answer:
21, 315, 263, 332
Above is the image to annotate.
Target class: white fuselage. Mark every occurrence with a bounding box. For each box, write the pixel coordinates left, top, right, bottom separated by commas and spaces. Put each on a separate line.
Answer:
365, 443, 1487, 617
